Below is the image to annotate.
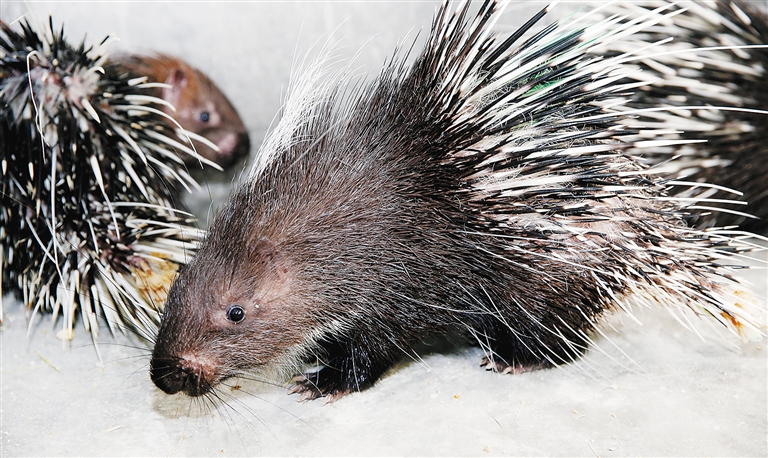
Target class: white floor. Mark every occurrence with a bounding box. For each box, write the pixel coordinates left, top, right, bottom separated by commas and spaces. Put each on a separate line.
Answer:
2, 275, 766, 456
1, 1, 767, 456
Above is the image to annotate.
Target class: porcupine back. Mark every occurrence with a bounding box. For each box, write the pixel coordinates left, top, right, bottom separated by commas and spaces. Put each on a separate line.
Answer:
591, 0, 768, 234
151, 0, 765, 400
0, 18, 208, 340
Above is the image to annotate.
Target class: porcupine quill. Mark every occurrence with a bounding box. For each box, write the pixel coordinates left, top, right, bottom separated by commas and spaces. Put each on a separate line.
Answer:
0, 16, 216, 343
592, 0, 768, 234
148, 0, 766, 402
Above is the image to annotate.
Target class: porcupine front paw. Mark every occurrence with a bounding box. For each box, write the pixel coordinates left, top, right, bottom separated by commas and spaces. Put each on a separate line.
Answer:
480, 355, 543, 374
288, 369, 352, 402
288, 362, 381, 402
288, 337, 395, 402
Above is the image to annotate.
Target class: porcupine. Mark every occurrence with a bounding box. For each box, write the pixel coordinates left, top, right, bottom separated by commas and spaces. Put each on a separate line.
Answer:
590, 0, 768, 234
113, 54, 250, 168
149, 0, 765, 402
0, 17, 213, 341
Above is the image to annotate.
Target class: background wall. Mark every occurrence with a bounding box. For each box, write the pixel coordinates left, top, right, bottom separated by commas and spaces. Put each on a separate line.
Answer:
2, 0, 472, 218
2, 1, 445, 140
1, 1, 766, 456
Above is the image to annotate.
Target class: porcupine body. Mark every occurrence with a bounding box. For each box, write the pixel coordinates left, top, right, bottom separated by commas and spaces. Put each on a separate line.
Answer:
0, 18, 207, 341
150, 0, 765, 401
594, 0, 768, 234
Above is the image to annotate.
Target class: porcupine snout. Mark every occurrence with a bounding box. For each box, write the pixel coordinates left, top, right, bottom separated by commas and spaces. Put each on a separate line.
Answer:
150, 354, 213, 396
212, 131, 251, 168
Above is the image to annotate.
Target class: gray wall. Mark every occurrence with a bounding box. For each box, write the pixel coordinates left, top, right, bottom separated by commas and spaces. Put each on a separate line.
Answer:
0, 1, 545, 218
0, 1, 532, 152
0, 1, 542, 150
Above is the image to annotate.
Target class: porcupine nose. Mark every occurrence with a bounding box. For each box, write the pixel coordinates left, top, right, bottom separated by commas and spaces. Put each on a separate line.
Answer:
150, 355, 210, 396
213, 131, 250, 168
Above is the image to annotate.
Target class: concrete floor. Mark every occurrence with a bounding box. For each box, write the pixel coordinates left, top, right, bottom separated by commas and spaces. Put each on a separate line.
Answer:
1, 1, 767, 456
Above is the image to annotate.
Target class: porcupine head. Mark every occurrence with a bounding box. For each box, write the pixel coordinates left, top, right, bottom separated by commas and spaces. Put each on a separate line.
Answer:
117, 54, 250, 167
150, 1, 767, 402
159, 56, 250, 167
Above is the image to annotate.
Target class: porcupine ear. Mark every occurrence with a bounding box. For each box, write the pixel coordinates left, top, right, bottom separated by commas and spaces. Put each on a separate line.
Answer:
162, 68, 189, 107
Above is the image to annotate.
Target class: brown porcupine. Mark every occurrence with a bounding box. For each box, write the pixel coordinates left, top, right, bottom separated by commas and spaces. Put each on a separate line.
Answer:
0, 17, 209, 341
149, 0, 765, 402
591, 0, 768, 234
113, 54, 250, 168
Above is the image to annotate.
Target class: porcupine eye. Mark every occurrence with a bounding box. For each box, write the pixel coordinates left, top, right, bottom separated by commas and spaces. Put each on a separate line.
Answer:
199, 112, 210, 123
226, 304, 246, 323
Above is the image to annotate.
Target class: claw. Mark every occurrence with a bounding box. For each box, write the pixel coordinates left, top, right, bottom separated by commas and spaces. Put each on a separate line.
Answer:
287, 374, 324, 401
320, 389, 350, 404
480, 356, 538, 374
287, 372, 351, 402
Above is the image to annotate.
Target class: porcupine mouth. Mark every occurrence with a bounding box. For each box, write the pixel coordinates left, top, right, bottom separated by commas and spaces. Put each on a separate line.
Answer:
149, 356, 220, 397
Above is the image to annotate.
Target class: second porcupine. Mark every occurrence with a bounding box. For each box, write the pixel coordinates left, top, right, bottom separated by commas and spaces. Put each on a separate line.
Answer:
114, 54, 251, 168
150, 1, 766, 401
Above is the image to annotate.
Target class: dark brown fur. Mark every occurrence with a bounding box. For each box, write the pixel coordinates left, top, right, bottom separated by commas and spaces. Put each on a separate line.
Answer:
684, 1, 768, 234
614, 0, 768, 234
